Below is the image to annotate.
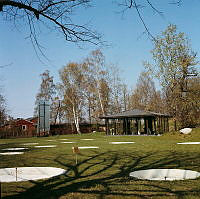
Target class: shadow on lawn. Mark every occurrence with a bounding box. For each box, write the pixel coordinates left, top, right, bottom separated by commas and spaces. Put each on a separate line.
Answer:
3, 151, 200, 199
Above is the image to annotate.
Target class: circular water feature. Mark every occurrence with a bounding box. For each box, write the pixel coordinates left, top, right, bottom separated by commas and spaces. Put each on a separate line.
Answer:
22, 143, 39, 146
78, 146, 99, 149
129, 169, 200, 181
61, 142, 76, 144
81, 139, 94, 141
59, 139, 69, 140
0, 167, 66, 182
34, 145, 56, 148
177, 142, 200, 145
0, 152, 24, 155
109, 142, 135, 144
2, 148, 27, 151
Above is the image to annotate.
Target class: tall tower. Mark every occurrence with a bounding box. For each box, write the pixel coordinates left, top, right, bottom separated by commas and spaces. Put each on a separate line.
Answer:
37, 100, 50, 136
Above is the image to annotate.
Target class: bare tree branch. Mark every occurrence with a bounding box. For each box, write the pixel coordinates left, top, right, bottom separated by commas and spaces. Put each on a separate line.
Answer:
0, 0, 101, 44
132, 0, 156, 41
146, 0, 163, 16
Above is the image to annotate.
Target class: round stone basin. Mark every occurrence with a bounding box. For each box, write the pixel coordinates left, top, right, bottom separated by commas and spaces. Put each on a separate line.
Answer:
129, 169, 200, 181
0, 167, 66, 182
78, 146, 99, 149
61, 142, 76, 144
81, 139, 94, 141
22, 143, 39, 146
34, 145, 56, 148
2, 148, 27, 151
177, 142, 200, 145
59, 139, 68, 140
109, 142, 135, 144
0, 152, 24, 155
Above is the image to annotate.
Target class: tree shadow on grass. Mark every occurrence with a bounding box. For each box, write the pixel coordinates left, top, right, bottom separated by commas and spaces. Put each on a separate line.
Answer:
2, 151, 200, 199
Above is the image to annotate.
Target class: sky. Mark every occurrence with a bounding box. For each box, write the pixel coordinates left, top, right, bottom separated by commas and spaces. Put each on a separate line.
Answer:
1, 0, 200, 119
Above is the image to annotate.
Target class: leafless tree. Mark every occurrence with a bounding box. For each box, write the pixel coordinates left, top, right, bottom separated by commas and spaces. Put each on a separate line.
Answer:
1, 0, 185, 48
0, 0, 101, 57
119, 0, 184, 40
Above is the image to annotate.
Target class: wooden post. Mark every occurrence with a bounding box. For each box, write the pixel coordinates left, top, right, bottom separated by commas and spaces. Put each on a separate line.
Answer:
174, 119, 177, 131
72, 147, 80, 165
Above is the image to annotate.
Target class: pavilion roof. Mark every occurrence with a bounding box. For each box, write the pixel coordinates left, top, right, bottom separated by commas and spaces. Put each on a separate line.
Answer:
100, 109, 170, 119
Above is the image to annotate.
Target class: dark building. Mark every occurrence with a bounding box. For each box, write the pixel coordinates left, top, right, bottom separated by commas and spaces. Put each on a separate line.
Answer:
100, 109, 170, 135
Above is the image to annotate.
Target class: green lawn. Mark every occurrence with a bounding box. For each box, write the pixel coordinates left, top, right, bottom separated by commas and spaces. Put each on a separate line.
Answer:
0, 129, 200, 199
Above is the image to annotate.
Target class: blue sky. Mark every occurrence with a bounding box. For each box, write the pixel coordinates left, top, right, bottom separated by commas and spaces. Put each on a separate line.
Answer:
1, 0, 200, 118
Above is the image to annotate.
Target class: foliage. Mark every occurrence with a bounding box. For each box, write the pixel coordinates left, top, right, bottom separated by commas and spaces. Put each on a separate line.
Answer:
130, 71, 164, 113
83, 49, 110, 119
0, 92, 8, 126
145, 24, 199, 128
59, 62, 87, 134
34, 70, 59, 124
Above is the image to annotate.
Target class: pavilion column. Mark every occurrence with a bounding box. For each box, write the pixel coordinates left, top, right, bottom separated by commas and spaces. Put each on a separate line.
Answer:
144, 118, 148, 134
158, 117, 161, 133
136, 118, 139, 134
105, 119, 109, 135
167, 118, 169, 132
163, 117, 166, 132
148, 117, 153, 134
154, 118, 156, 133
127, 119, 130, 135
114, 120, 117, 135
160, 117, 163, 133
123, 118, 126, 134
125, 118, 128, 135
123, 118, 129, 135
162, 117, 164, 133
165, 118, 168, 132
144, 118, 146, 134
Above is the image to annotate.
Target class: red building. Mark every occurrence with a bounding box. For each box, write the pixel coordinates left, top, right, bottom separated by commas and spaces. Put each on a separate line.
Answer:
14, 118, 37, 132
0, 117, 38, 138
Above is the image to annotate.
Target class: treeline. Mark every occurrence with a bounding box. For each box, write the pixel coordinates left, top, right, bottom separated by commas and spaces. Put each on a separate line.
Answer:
34, 25, 200, 133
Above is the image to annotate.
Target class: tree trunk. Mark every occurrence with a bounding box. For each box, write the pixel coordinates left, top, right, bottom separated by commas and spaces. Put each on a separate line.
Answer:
97, 80, 105, 116
72, 105, 81, 134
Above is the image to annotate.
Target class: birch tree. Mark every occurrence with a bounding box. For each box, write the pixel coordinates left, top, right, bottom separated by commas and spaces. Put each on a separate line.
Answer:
84, 49, 110, 118
59, 62, 86, 134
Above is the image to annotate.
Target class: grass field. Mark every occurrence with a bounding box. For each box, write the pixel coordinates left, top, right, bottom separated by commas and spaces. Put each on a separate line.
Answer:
0, 129, 200, 199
